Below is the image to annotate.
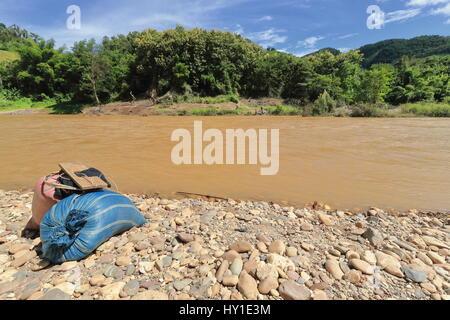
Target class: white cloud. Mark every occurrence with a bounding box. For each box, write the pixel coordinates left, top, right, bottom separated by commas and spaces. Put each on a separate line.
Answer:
431, 3, 450, 15
293, 49, 317, 57
257, 16, 273, 22
248, 28, 287, 47
406, 0, 450, 6
31, 0, 251, 48
233, 24, 244, 35
298, 36, 324, 48
384, 8, 422, 23
338, 33, 358, 40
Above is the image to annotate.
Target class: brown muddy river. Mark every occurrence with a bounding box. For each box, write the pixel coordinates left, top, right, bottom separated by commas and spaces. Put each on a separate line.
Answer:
0, 115, 449, 211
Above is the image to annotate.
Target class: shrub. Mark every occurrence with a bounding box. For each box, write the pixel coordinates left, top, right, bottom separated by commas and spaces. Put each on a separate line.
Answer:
350, 104, 389, 117
312, 90, 336, 116
265, 105, 302, 115
400, 103, 450, 117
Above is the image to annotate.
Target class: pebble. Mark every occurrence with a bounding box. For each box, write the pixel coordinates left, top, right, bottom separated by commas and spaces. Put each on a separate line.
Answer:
258, 276, 278, 294
402, 265, 428, 283
318, 214, 335, 226
222, 275, 239, 287
215, 259, 229, 282
173, 279, 192, 291
237, 272, 258, 299
256, 262, 278, 280
0, 190, 447, 301
278, 280, 311, 300
178, 233, 195, 243
362, 228, 384, 246
39, 288, 71, 300
268, 240, 286, 255
286, 247, 298, 257
350, 259, 374, 275
229, 240, 253, 253
115, 256, 131, 266
427, 252, 445, 264
132, 290, 169, 300
222, 250, 241, 262
325, 259, 344, 280
344, 270, 361, 283
230, 258, 243, 276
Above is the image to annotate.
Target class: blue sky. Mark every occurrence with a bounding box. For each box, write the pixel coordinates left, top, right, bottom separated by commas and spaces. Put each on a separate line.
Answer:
1, 0, 450, 55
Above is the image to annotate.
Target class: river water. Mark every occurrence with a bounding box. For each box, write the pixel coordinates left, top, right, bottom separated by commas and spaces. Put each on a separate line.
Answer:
0, 115, 449, 211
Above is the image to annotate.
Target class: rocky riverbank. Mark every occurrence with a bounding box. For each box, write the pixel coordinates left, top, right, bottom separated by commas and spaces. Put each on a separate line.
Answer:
0, 189, 449, 300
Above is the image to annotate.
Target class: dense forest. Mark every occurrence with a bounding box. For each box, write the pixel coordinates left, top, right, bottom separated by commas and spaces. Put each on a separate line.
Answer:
0, 23, 449, 116
359, 35, 450, 68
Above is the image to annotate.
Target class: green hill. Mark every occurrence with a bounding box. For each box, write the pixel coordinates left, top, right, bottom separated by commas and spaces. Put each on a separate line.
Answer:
359, 35, 450, 67
0, 50, 19, 63
305, 47, 341, 57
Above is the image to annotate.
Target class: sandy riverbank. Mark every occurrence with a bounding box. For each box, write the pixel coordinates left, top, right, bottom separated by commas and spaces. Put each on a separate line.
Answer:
0, 189, 449, 300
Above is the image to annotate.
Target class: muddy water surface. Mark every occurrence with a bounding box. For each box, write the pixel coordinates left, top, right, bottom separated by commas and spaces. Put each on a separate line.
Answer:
0, 115, 449, 211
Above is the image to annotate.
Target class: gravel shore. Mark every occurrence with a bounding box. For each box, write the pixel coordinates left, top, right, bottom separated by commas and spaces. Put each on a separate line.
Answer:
0, 189, 449, 300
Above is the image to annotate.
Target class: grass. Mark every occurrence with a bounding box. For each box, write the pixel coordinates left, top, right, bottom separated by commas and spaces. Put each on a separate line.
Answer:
0, 97, 53, 111
0, 97, 86, 114
189, 106, 245, 116
0, 50, 19, 63
182, 94, 240, 104
350, 104, 390, 118
400, 102, 450, 117
264, 105, 302, 116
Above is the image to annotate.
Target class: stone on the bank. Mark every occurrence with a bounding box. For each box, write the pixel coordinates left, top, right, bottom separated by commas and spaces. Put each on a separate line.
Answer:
361, 250, 377, 265
115, 256, 131, 266
278, 280, 311, 300
222, 275, 239, 287
123, 279, 140, 296
100, 282, 125, 300
178, 233, 195, 243
384, 264, 404, 278
237, 272, 258, 300
230, 258, 243, 276
362, 227, 383, 246
256, 262, 278, 281
318, 213, 335, 226
222, 250, 241, 262
375, 251, 401, 269
344, 270, 361, 283
312, 289, 328, 300
39, 288, 71, 300
427, 252, 445, 264
258, 276, 278, 294
11, 250, 36, 267
229, 240, 253, 253
132, 290, 169, 300
267, 254, 295, 270
350, 259, 374, 275
268, 240, 286, 255
286, 247, 298, 257
325, 259, 344, 280
173, 279, 192, 291
402, 265, 427, 283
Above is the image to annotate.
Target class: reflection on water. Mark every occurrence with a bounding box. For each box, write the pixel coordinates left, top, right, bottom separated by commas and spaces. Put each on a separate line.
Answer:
0, 115, 449, 211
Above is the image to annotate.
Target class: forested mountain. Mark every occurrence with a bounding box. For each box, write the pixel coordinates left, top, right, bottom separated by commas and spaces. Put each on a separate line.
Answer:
0, 23, 449, 112
359, 35, 450, 68
305, 48, 341, 57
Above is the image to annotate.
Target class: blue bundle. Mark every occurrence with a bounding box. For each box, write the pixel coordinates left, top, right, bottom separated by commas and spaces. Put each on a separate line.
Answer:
40, 190, 146, 264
